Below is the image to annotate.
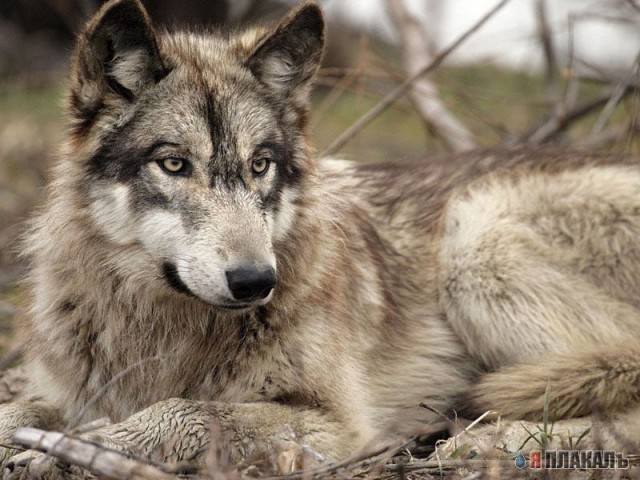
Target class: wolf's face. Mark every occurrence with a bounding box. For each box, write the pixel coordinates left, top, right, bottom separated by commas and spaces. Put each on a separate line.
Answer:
66, 0, 324, 309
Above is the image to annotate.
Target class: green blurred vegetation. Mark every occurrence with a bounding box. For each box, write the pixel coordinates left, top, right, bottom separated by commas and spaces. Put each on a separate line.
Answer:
0, 85, 64, 119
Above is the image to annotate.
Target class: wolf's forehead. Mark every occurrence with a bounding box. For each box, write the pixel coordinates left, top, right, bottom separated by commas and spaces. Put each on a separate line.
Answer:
160, 31, 256, 80
149, 86, 279, 156
126, 32, 282, 161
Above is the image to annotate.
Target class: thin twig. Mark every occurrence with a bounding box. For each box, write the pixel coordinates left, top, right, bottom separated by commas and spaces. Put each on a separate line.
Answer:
319, 0, 512, 157
383, 458, 510, 472
312, 78, 415, 114
570, 11, 640, 26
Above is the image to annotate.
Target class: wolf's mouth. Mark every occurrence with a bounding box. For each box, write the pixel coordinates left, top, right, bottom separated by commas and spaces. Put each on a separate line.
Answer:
162, 261, 195, 297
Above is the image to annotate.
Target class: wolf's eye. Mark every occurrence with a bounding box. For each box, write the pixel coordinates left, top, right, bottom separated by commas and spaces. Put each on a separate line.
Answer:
158, 157, 190, 176
251, 157, 270, 176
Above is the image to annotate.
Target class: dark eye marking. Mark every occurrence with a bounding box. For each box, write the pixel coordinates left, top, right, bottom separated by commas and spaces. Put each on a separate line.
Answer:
250, 142, 284, 178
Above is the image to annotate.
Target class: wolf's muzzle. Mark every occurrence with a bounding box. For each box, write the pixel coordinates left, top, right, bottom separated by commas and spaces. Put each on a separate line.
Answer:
226, 266, 276, 302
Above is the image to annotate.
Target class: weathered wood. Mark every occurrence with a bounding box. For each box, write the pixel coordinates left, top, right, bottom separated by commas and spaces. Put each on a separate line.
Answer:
12, 427, 178, 480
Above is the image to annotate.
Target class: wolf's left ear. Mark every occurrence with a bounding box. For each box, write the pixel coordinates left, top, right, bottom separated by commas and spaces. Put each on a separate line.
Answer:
69, 0, 167, 121
247, 2, 324, 96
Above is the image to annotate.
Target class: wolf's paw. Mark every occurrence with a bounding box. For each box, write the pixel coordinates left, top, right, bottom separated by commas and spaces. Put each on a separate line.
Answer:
0, 401, 65, 476
272, 439, 305, 474
4, 449, 95, 480
0, 437, 22, 468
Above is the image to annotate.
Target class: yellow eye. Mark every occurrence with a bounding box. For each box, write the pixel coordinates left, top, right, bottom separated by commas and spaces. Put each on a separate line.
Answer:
159, 157, 188, 175
252, 157, 270, 176
163, 158, 183, 172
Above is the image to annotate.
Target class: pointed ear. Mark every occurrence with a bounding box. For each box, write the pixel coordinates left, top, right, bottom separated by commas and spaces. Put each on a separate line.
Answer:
246, 2, 324, 96
69, 0, 167, 120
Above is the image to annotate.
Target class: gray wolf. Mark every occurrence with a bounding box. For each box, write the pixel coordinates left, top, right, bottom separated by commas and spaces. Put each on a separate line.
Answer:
1, 0, 640, 477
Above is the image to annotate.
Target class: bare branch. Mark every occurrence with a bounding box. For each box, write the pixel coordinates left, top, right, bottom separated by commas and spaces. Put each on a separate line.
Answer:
581, 126, 626, 150
592, 50, 640, 134
524, 92, 621, 144
12, 427, 178, 480
525, 13, 584, 145
386, 0, 477, 152
319, 0, 512, 158
535, 0, 560, 100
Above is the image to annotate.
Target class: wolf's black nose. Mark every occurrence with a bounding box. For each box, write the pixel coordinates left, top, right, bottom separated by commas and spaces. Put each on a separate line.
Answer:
226, 266, 276, 301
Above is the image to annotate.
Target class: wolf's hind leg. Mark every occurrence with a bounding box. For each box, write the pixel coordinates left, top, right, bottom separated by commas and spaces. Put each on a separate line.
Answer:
440, 220, 640, 421
439, 167, 640, 369
440, 170, 640, 420
440, 220, 640, 368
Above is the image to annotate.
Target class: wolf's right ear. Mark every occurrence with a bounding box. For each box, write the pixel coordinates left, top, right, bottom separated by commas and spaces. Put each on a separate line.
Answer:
69, 0, 167, 120
246, 2, 324, 97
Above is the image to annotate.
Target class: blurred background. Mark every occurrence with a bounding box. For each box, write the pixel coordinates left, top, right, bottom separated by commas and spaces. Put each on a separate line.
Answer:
1, 0, 639, 357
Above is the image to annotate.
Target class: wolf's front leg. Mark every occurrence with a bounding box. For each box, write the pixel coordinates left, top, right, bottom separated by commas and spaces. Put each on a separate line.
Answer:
97, 399, 354, 467
91, 399, 353, 465
7, 398, 357, 479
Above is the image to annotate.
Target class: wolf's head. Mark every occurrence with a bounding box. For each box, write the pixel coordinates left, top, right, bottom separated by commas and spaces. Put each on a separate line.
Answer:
64, 0, 324, 310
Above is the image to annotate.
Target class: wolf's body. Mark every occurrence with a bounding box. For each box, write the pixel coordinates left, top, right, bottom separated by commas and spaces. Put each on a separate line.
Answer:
3, 0, 640, 477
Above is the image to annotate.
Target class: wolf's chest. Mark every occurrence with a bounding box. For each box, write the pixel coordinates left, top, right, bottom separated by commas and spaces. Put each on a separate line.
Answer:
81, 318, 296, 420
